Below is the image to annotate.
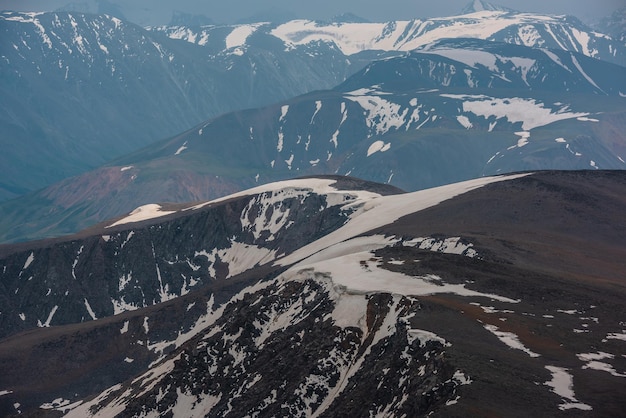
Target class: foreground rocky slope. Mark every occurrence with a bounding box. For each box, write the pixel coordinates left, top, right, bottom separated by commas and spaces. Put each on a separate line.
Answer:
0, 171, 625, 416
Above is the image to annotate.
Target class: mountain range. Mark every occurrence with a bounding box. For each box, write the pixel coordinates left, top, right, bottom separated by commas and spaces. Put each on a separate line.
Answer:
2, 3, 626, 202
1, 2, 626, 415
0, 170, 625, 416
1, 35, 625, 243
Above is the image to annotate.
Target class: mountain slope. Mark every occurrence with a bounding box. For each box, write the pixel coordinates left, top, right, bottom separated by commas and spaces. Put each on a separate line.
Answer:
0, 171, 625, 416
0, 11, 369, 201
0, 11, 220, 200
2, 38, 625, 243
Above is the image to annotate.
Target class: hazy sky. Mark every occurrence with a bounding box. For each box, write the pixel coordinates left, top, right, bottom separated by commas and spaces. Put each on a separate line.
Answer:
1, 0, 623, 25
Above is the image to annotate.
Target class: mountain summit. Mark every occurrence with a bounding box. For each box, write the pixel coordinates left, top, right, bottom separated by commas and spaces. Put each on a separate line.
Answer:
461, 0, 515, 14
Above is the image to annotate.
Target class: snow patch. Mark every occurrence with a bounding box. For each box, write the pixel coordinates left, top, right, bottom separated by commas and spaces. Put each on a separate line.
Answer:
403, 236, 478, 258
107, 204, 175, 228
542, 49, 571, 72
456, 115, 473, 129
367, 140, 391, 156
225, 23, 264, 49
605, 332, 626, 342
544, 366, 592, 411
345, 91, 407, 136
515, 131, 530, 147
576, 116, 599, 122
408, 329, 450, 347
279, 104, 289, 122
310, 100, 322, 124
570, 55, 604, 93
270, 13, 571, 56
23, 252, 34, 270
440, 94, 589, 130
111, 297, 140, 315
195, 240, 277, 278
174, 141, 188, 155
577, 352, 626, 378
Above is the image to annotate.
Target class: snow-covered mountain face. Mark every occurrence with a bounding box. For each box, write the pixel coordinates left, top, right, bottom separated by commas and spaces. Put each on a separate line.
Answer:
2, 37, 624, 244
1, 171, 625, 416
154, 8, 626, 67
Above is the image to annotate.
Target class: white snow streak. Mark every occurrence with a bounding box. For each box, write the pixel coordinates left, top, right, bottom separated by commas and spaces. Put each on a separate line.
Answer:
456, 115, 473, 129
38, 305, 59, 328
23, 252, 34, 270
84, 298, 97, 320
483, 324, 539, 357
174, 141, 188, 155
570, 55, 603, 93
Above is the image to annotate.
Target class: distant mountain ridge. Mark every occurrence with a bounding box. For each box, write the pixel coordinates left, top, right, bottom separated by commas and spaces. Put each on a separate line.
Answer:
597, 6, 626, 43
154, 8, 626, 66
